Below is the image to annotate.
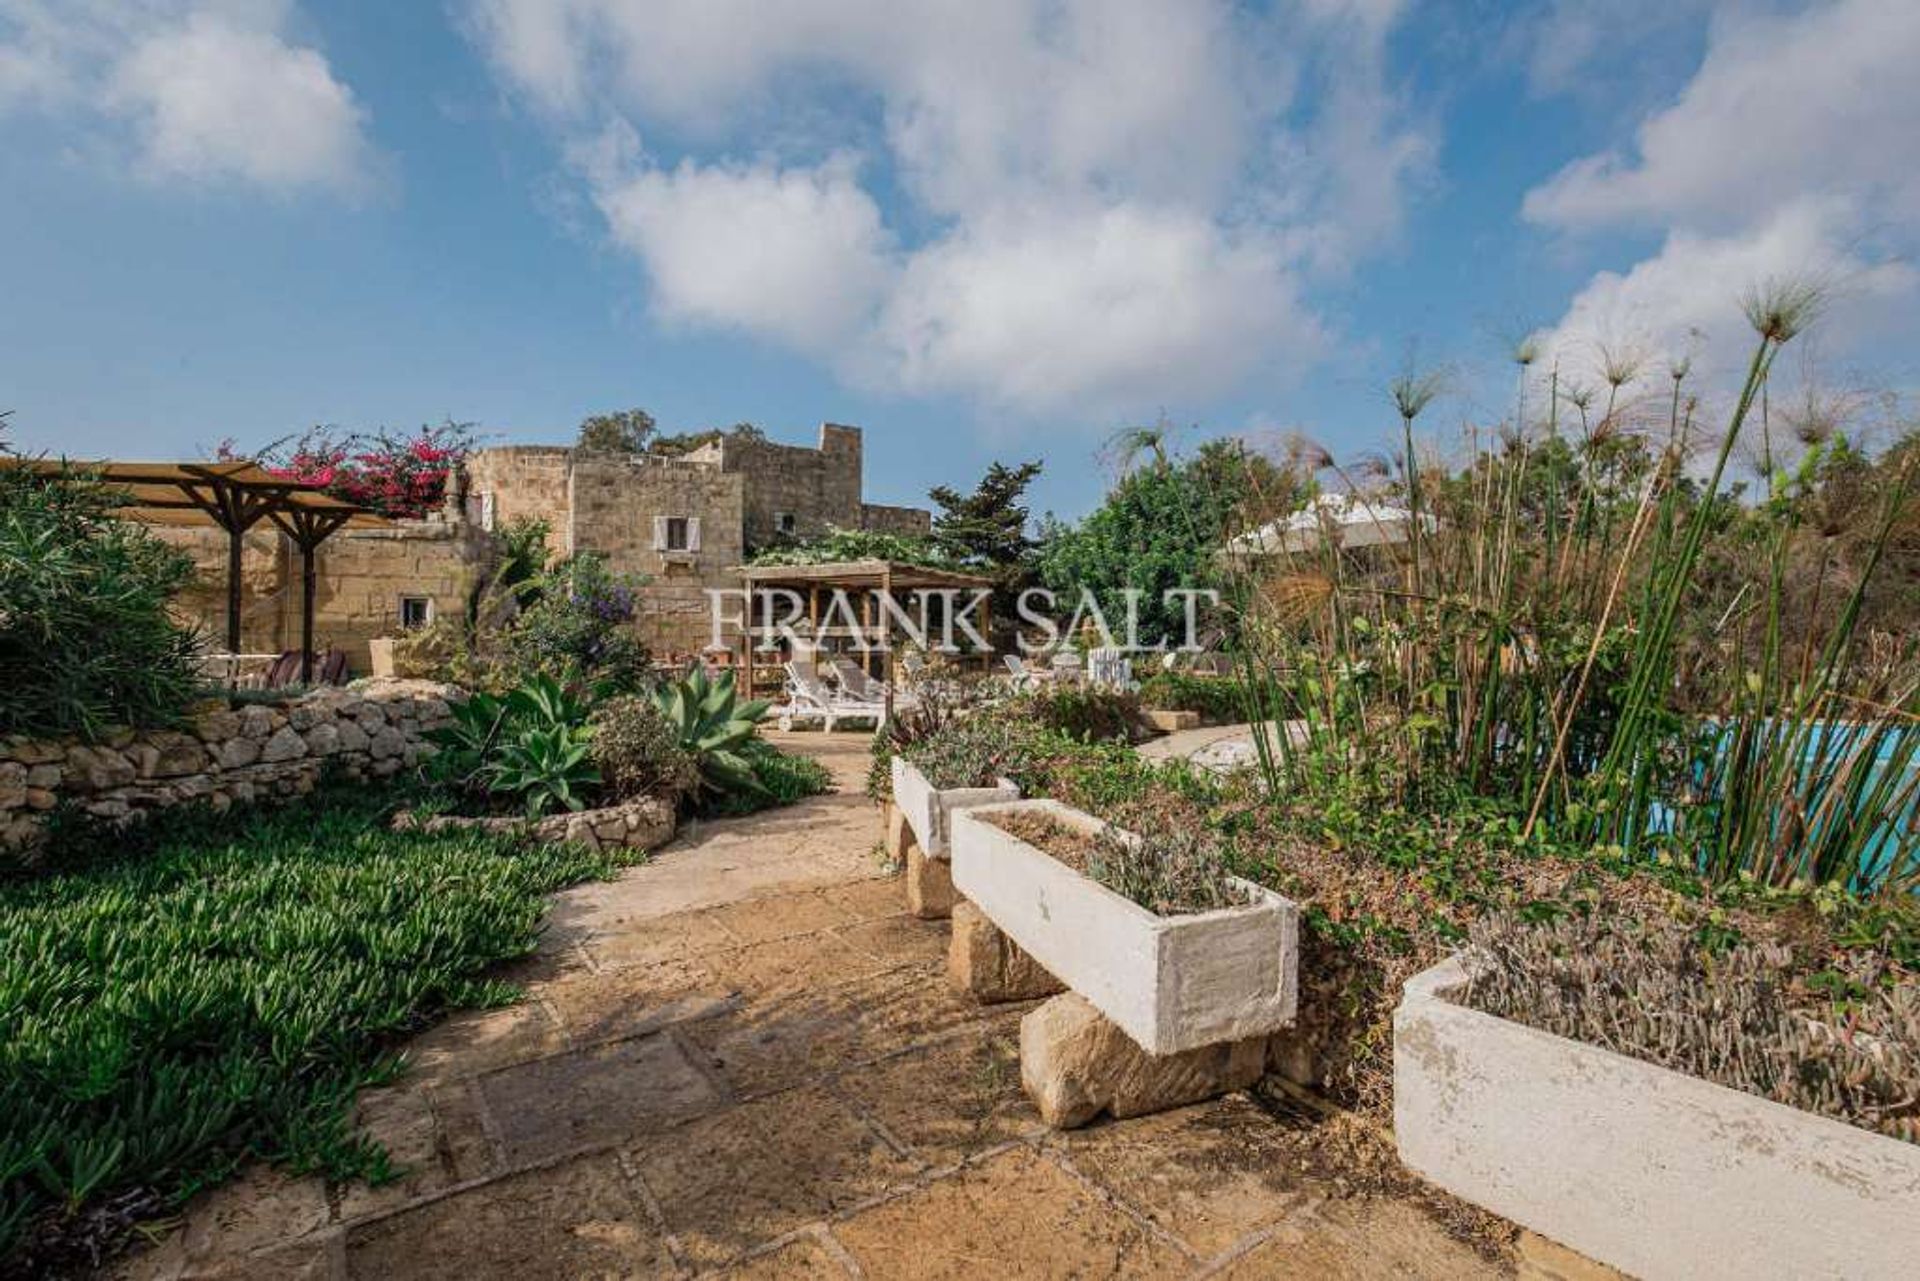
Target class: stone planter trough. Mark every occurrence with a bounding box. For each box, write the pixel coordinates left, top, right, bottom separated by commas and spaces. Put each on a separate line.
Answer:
950, 798, 1299, 1056
1394, 955, 1920, 1281
890, 756, 1018, 860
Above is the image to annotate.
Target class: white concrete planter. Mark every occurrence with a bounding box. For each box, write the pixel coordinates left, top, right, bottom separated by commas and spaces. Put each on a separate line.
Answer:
890, 756, 1018, 861
950, 799, 1299, 1056
1395, 955, 1920, 1281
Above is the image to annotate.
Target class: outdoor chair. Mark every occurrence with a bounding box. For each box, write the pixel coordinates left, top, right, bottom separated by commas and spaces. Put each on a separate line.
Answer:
774, 661, 886, 732
830, 657, 915, 709
264, 648, 349, 690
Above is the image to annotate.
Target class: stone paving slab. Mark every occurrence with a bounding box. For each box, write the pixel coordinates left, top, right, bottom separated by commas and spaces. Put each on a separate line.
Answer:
343, 1153, 673, 1280
125, 732, 1518, 1280
631, 1085, 923, 1272
829, 1146, 1193, 1279
480, 1031, 723, 1165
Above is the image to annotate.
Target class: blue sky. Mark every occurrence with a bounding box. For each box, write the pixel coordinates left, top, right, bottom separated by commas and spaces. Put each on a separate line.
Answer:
3, 1, 1915, 520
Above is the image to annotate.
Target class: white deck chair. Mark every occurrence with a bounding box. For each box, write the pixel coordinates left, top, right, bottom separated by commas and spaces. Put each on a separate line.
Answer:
779, 662, 885, 732
832, 656, 921, 710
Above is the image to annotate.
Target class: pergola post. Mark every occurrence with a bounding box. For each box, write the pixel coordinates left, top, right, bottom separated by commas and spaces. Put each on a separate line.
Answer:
271, 509, 350, 684
226, 522, 245, 652
880, 565, 894, 724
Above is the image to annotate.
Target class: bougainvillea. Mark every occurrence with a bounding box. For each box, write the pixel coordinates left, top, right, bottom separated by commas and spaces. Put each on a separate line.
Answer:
219, 421, 475, 519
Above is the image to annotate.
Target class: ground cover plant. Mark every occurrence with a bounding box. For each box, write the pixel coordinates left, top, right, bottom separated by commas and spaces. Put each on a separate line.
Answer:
987, 807, 1240, 916
0, 786, 622, 1273
0, 458, 201, 740
1460, 909, 1918, 1144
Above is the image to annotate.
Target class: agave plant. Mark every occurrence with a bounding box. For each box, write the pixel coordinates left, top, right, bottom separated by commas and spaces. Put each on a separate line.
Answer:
426, 674, 600, 813
650, 666, 771, 796
490, 721, 599, 817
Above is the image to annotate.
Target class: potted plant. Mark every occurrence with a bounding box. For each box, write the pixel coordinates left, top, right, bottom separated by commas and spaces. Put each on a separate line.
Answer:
890, 753, 1018, 859
950, 799, 1298, 1056
1394, 914, 1920, 1281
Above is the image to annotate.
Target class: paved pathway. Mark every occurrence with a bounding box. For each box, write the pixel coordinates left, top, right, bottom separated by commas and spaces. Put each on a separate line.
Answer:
122, 733, 1520, 1280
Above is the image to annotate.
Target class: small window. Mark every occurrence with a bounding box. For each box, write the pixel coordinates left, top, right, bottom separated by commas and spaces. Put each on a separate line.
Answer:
399, 596, 434, 630
774, 511, 797, 536
652, 515, 701, 554
479, 492, 496, 532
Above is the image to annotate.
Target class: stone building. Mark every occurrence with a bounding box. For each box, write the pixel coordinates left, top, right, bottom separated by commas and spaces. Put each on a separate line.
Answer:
162, 423, 929, 666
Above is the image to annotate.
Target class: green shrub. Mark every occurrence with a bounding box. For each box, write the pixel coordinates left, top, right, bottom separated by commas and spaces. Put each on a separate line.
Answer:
0, 463, 202, 739
703, 740, 834, 817
1136, 671, 1252, 724
496, 553, 650, 692
650, 666, 770, 798
902, 713, 1051, 790
0, 787, 615, 1270
589, 696, 699, 803
1015, 686, 1141, 743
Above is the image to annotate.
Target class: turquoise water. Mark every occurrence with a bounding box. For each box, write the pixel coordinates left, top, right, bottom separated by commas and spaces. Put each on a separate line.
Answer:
1643, 719, 1920, 891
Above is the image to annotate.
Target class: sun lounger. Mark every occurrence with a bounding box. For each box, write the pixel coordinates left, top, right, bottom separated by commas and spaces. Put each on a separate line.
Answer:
774, 662, 887, 732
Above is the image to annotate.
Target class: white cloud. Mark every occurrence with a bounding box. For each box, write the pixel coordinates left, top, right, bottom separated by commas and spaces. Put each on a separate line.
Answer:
465, 0, 1428, 417
875, 206, 1321, 416
1525, 0, 1920, 233
0, 0, 375, 194
1533, 201, 1915, 387
591, 153, 893, 354
1527, 0, 1920, 387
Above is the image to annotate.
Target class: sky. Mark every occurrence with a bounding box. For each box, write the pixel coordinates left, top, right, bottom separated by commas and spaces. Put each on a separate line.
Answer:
2, 0, 1916, 520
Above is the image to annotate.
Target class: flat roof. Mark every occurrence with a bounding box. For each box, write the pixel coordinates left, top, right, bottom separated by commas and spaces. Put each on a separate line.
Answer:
734, 558, 992, 591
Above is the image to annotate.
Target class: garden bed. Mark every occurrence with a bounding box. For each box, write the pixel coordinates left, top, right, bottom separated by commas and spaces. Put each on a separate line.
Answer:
0, 785, 624, 1274
951, 799, 1298, 1056
1395, 954, 1920, 1281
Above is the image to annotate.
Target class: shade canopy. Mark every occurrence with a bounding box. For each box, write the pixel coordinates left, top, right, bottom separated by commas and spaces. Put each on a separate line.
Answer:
1227, 492, 1432, 556
733, 558, 996, 718
735, 557, 994, 592
1, 457, 389, 681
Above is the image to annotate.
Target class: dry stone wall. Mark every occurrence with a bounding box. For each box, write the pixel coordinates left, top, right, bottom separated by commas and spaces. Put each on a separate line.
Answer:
0, 678, 458, 853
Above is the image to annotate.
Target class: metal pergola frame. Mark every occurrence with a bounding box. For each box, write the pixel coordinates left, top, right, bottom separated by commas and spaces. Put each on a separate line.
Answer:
0, 457, 388, 683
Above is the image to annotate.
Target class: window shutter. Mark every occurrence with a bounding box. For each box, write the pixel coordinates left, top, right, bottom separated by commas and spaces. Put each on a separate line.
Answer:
652, 515, 669, 550
686, 517, 702, 552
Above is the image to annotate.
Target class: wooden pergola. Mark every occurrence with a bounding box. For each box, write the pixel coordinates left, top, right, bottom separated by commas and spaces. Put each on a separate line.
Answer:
0, 458, 388, 683
733, 559, 996, 716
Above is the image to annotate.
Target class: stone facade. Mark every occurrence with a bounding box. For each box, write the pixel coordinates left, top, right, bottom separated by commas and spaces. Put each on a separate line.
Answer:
0, 679, 456, 853
160, 423, 929, 670
160, 515, 490, 669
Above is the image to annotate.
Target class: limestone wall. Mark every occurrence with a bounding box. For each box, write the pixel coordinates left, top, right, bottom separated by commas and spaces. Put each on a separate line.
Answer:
159, 520, 487, 671
860, 502, 934, 537
713, 423, 867, 551
566, 455, 746, 655
0, 679, 457, 853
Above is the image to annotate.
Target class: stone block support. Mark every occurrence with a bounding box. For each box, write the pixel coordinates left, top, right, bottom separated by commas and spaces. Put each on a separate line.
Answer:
948, 902, 1065, 1003
1020, 992, 1266, 1130
904, 843, 958, 919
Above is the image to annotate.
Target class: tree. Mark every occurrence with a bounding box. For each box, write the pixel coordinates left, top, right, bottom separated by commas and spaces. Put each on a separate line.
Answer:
650, 421, 765, 457
576, 408, 656, 454
929, 461, 1042, 638
1036, 440, 1298, 648
930, 461, 1041, 569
